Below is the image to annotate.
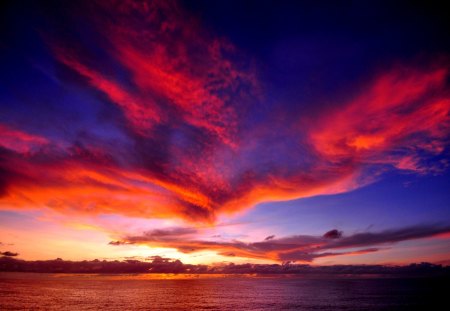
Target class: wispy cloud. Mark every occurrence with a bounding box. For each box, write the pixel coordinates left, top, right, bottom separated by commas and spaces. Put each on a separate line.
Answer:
110, 224, 450, 262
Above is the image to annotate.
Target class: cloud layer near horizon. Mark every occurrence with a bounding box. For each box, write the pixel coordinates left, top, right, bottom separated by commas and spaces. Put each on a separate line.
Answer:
0, 0, 449, 224
109, 224, 450, 262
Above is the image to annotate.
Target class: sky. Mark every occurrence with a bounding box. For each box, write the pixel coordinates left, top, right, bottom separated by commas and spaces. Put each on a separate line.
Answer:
0, 0, 449, 266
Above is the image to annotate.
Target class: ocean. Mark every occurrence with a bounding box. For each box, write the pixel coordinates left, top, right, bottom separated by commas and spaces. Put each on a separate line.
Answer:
0, 273, 446, 310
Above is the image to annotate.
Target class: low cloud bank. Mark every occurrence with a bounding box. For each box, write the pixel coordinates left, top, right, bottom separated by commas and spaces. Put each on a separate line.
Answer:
1, 256, 448, 277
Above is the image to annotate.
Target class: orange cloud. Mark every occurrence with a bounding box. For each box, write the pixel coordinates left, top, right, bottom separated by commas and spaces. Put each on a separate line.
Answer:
110, 224, 450, 262
2, 61, 448, 222
0, 0, 449, 224
310, 64, 450, 172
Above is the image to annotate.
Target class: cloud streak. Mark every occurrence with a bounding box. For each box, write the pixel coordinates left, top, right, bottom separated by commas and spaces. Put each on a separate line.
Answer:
110, 224, 450, 262
0, 251, 18, 257
310, 64, 450, 173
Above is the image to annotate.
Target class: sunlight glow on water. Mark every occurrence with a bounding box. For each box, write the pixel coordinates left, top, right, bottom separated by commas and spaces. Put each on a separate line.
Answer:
1, 272, 447, 310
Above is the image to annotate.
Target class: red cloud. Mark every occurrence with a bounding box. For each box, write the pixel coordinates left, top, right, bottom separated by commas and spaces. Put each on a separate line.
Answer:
1, 0, 449, 223
0, 124, 49, 154
53, 49, 162, 135
52, 0, 258, 145
310, 64, 450, 172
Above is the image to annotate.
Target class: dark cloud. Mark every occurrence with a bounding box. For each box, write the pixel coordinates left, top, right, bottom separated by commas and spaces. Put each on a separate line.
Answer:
0, 251, 18, 257
108, 241, 128, 246
143, 227, 198, 238
278, 248, 382, 262
125, 227, 198, 243
264, 235, 275, 241
0, 256, 448, 276
323, 229, 343, 239
111, 224, 450, 262
328, 225, 450, 249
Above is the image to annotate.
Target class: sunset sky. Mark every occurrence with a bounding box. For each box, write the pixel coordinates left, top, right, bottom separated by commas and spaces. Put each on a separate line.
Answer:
1, 0, 449, 266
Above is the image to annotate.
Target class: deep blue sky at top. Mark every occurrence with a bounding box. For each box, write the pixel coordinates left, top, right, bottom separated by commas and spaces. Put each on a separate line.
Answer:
186, 0, 450, 98
2, 0, 449, 132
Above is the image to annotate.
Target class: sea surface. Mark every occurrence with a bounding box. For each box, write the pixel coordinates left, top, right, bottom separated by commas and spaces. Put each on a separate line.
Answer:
0, 272, 447, 310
